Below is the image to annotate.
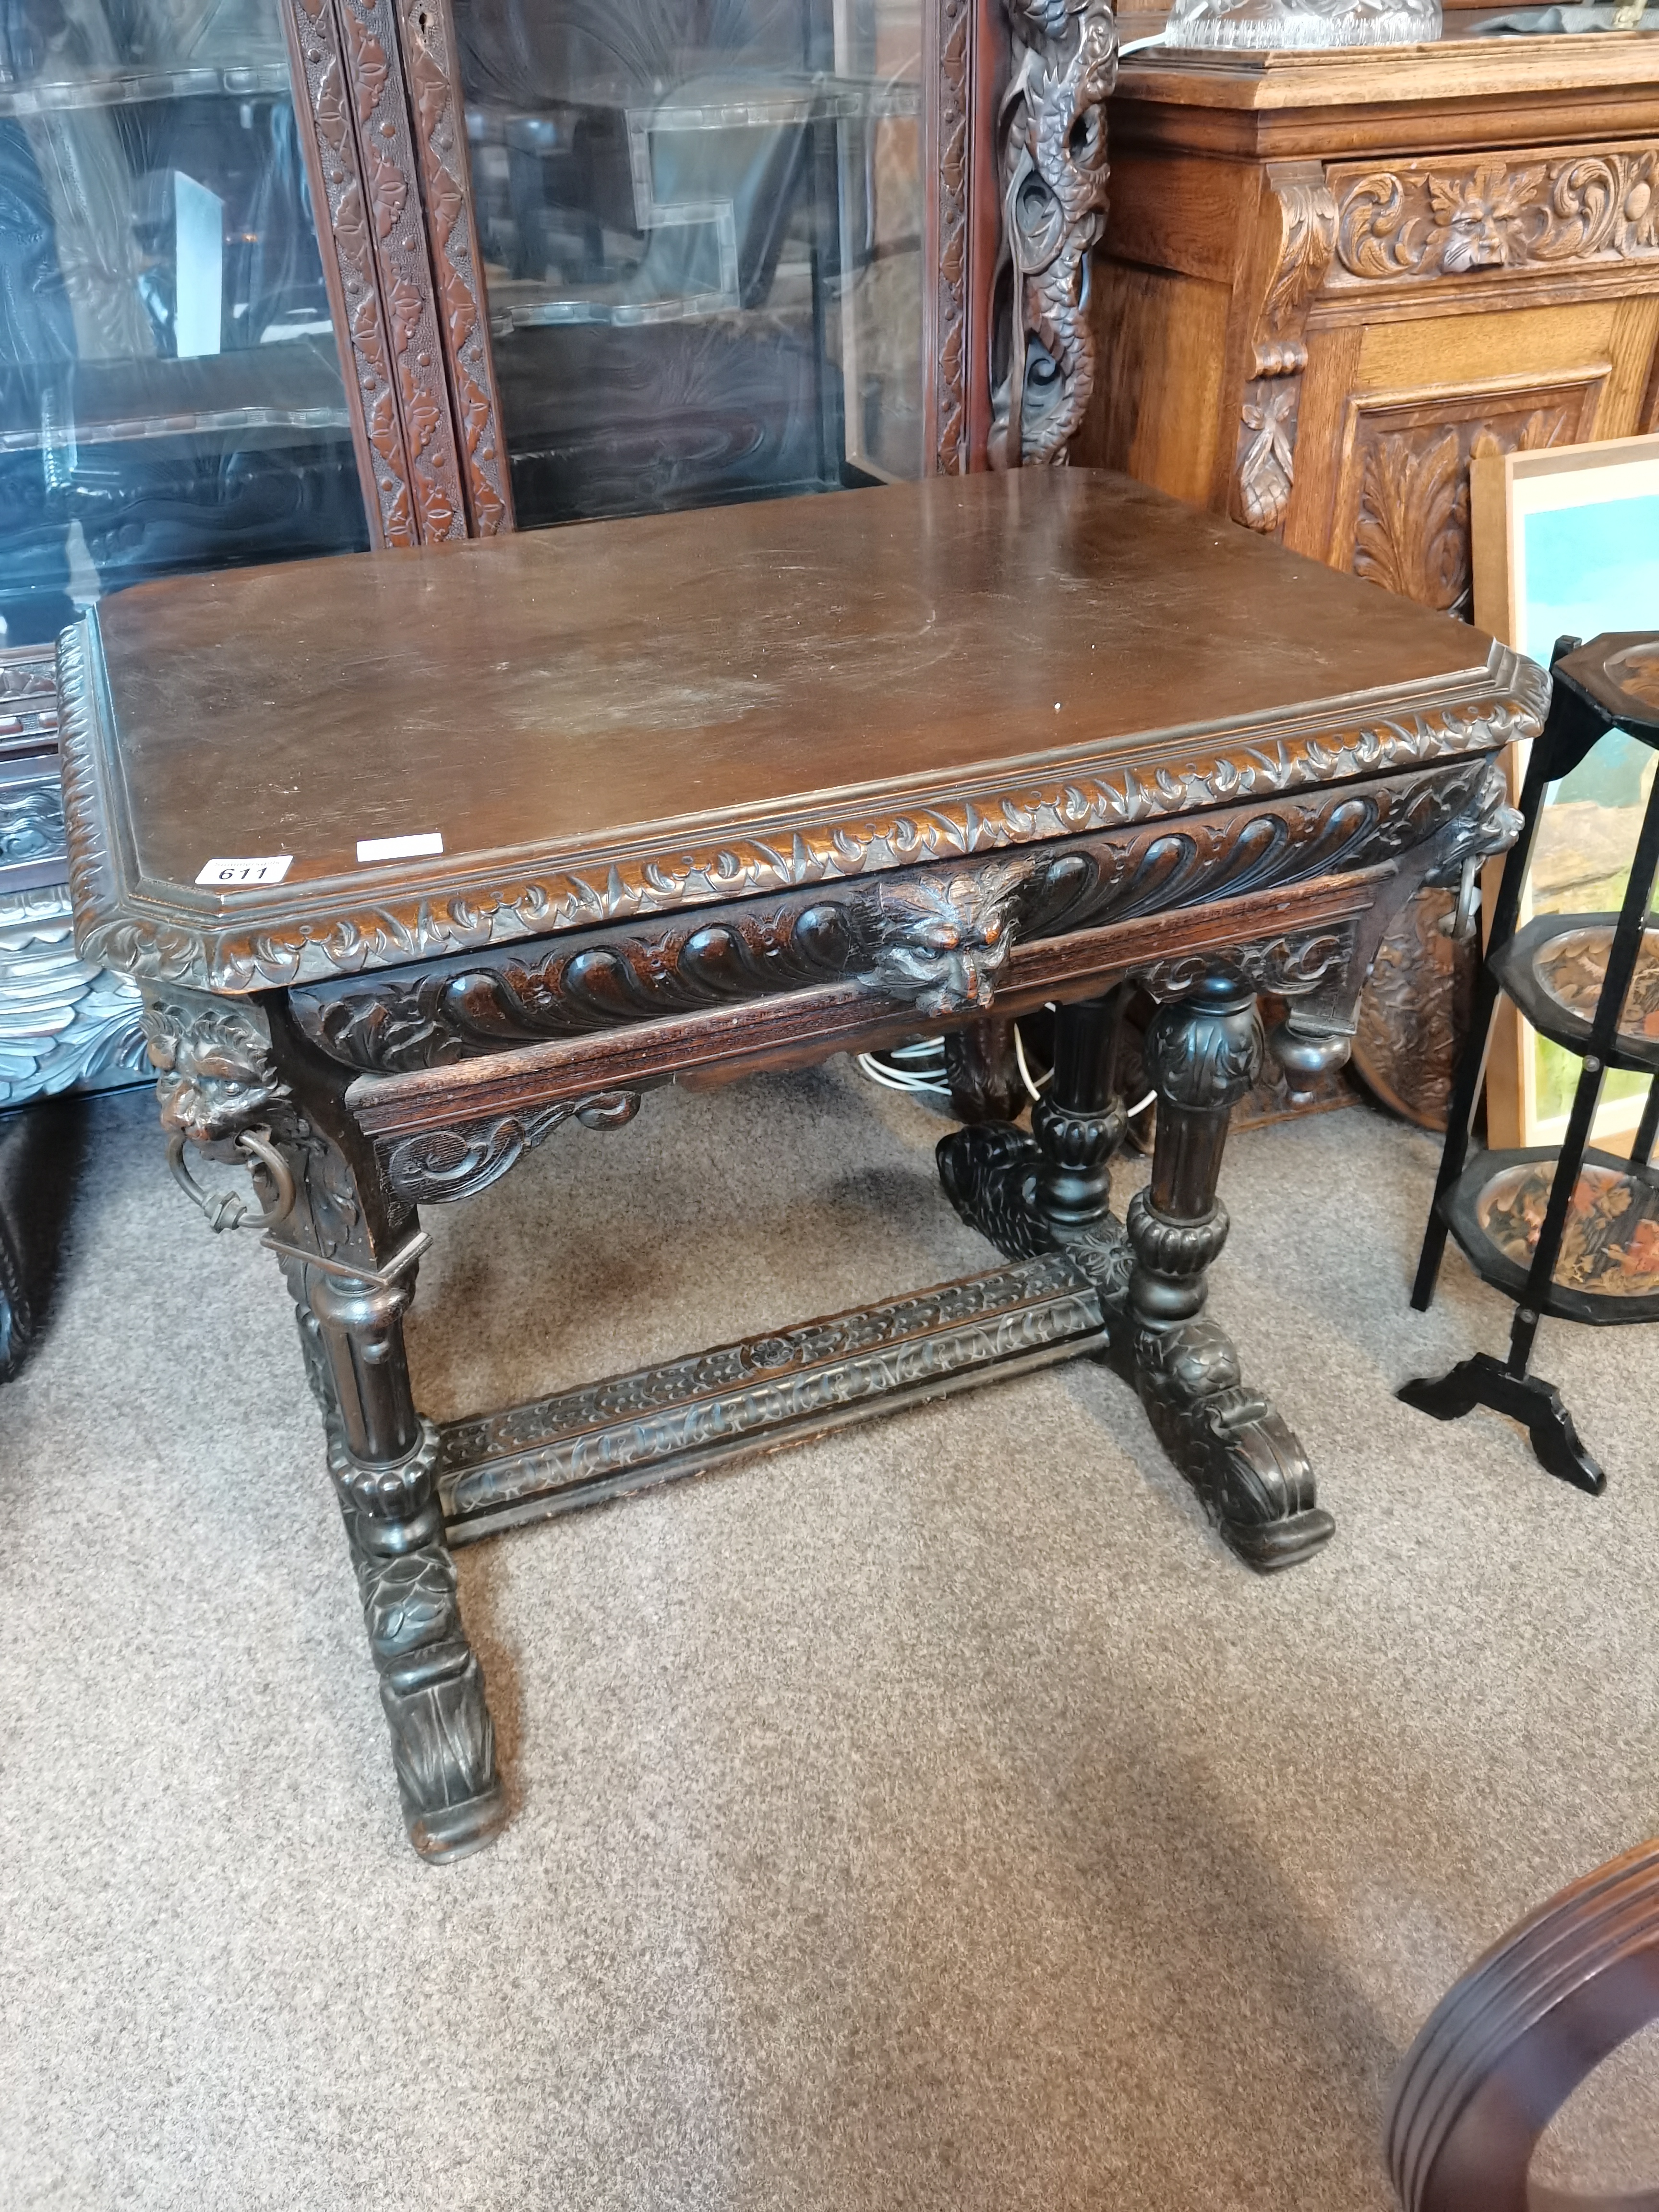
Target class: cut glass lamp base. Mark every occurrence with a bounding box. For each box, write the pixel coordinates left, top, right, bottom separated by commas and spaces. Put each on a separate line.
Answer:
1164, 2, 1439, 43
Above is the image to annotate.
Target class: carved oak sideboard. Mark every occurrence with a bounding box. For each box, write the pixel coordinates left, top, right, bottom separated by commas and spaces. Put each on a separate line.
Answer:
1084, 30, 1659, 1122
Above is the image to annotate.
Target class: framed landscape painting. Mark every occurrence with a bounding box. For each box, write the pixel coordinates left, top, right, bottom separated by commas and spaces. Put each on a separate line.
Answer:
1471, 433, 1659, 1151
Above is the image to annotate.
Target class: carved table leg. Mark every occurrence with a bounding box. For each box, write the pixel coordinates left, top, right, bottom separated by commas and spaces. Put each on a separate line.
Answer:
144, 987, 506, 1862
937, 987, 1135, 1296
303, 1256, 506, 1862
1129, 974, 1334, 1571
943, 1017, 1024, 1124
938, 974, 1334, 1570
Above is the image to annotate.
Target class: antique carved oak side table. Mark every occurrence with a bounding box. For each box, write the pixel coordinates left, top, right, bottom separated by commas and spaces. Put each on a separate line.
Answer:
59, 470, 1535, 1861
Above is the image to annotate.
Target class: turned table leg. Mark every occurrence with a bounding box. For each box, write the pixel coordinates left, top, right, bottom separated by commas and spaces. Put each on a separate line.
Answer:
936, 974, 1334, 1567
1128, 973, 1334, 1571
143, 986, 507, 1862
301, 1258, 507, 1862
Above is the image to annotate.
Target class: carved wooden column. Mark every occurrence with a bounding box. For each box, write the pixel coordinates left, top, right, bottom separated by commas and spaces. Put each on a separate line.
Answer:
990, 0, 1117, 468
277, 0, 511, 545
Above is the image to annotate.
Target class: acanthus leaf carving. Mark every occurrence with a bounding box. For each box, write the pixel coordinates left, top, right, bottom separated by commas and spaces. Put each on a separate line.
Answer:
1335, 146, 1659, 282
286, 764, 1485, 1077
1234, 166, 1336, 536
1353, 405, 1574, 615
59, 604, 1547, 999
1257, 175, 1338, 362
383, 1091, 640, 1204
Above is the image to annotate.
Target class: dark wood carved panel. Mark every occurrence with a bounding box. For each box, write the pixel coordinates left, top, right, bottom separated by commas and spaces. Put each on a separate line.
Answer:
289, 756, 1496, 1075
1341, 386, 1595, 619
990, 0, 1115, 467
1349, 884, 1469, 1129
394, 0, 513, 534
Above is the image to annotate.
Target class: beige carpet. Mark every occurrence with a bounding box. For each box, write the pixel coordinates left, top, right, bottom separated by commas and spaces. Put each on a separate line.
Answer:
2, 1063, 1658, 2211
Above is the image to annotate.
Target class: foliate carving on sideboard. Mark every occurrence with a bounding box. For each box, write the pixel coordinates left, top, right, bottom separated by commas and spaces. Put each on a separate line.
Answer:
1234, 167, 1336, 538
1334, 147, 1659, 283
932, 0, 973, 474
990, 0, 1116, 467
1352, 404, 1576, 615
398, 0, 513, 533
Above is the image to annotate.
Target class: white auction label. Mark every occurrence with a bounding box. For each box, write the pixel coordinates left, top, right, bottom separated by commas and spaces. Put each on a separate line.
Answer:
356, 831, 444, 863
195, 855, 293, 888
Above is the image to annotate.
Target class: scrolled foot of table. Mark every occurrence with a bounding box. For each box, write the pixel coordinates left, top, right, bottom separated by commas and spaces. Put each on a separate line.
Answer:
336, 1422, 508, 1863
937, 1120, 1047, 1258
1133, 1311, 1334, 1571
1128, 974, 1334, 1569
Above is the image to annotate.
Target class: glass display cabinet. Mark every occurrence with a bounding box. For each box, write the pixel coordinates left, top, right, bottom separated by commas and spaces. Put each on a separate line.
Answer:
456, 0, 927, 522
4, 0, 1034, 636
0, 0, 371, 647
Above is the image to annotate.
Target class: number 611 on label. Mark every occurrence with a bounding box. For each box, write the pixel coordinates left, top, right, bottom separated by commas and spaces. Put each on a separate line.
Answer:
195, 855, 294, 888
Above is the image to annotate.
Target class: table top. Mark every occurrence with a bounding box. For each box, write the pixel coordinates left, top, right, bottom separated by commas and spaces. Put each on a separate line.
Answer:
61, 469, 1544, 994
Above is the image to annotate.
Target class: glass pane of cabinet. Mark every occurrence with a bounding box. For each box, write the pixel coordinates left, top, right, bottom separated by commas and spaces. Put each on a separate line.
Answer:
453, 0, 924, 528
0, 0, 368, 644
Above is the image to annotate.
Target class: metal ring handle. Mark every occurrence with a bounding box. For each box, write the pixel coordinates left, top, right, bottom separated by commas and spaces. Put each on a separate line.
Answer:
167, 1126, 296, 1235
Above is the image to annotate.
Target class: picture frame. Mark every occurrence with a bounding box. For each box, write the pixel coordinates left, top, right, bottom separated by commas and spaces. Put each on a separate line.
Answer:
1471, 432, 1659, 1152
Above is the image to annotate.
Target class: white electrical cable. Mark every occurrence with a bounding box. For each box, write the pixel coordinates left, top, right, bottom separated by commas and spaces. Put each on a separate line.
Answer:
1012, 1022, 1051, 1104
855, 1052, 951, 1094
1129, 1090, 1157, 1117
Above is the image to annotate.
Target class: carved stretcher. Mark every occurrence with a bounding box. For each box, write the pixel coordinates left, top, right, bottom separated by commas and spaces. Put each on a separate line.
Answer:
60, 469, 1536, 1858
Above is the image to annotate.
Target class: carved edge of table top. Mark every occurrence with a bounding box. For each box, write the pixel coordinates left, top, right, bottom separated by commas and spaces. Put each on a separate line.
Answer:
291, 752, 1492, 1077
57, 615, 1548, 997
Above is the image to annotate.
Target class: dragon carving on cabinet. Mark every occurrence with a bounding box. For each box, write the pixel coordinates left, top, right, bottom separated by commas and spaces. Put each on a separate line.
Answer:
990, 0, 1118, 466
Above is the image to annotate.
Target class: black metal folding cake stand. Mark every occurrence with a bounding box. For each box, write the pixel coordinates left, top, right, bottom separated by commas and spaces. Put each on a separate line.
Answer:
1404, 630, 1659, 1493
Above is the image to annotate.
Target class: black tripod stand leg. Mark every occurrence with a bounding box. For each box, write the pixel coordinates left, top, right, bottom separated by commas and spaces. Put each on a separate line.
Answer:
1520, 1379, 1605, 1496
1397, 1351, 1605, 1494
1397, 1356, 1490, 1423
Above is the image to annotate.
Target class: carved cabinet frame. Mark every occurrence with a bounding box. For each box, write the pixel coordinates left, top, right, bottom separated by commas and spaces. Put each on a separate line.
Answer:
277, 0, 1044, 540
